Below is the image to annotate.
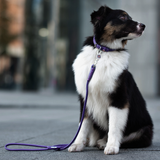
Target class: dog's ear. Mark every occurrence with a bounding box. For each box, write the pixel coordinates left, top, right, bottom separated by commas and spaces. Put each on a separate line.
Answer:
91, 6, 112, 25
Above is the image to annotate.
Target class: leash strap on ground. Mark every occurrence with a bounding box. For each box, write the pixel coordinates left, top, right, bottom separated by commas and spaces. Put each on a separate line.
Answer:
5, 65, 96, 151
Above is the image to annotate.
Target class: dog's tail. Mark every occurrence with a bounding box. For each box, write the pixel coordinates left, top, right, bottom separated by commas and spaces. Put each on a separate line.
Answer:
121, 125, 153, 148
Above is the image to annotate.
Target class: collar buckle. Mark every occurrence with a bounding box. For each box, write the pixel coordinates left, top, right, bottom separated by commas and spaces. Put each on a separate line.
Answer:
94, 47, 102, 66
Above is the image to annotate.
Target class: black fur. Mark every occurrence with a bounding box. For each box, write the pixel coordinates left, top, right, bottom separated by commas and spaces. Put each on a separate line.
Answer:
111, 70, 153, 147
79, 94, 87, 121
83, 36, 94, 47
121, 126, 153, 148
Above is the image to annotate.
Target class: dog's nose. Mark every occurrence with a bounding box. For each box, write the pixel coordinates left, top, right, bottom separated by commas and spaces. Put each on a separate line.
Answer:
139, 23, 145, 30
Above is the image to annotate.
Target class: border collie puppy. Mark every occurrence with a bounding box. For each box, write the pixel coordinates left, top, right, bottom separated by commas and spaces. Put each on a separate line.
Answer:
68, 5, 153, 155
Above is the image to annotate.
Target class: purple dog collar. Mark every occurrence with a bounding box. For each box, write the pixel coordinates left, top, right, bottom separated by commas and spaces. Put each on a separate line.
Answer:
93, 36, 115, 52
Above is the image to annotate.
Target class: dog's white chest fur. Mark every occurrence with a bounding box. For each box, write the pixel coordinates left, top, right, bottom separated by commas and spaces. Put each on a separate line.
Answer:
73, 46, 129, 129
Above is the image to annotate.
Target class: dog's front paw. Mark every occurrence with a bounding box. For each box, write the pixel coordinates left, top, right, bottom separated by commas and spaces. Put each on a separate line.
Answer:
68, 144, 85, 152
104, 145, 119, 155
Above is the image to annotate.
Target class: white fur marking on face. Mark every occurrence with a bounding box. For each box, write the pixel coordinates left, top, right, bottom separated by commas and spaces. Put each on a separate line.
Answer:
137, 23, 141, 31
104, 107, 129, 155
73, 46, 129, 130
127, 33, 140, 39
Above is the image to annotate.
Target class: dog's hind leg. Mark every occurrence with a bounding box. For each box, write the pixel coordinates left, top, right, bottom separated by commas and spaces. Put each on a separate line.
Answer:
97, 135, 107, 150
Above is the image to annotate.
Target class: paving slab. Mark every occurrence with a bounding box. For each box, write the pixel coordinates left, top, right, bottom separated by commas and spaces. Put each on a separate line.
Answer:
0, 91, 160, 160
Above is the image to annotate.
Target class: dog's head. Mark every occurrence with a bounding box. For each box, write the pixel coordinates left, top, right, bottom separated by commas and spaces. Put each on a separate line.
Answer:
91, 6, 145, 49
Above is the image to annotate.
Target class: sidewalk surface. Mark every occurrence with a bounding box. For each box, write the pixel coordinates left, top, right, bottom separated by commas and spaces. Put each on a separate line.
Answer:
0, 90, 160, 160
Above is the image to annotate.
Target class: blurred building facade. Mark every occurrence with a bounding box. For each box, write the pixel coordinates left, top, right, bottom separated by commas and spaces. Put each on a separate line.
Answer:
57, 0, 160, 96
0, 0, 159, 97
0, 0, 25, 89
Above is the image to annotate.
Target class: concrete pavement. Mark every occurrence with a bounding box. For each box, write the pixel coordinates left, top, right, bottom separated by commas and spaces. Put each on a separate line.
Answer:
0, 91, 160, 160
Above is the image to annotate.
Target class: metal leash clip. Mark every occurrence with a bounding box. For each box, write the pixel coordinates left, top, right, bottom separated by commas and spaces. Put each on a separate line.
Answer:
94, 47, 102, 66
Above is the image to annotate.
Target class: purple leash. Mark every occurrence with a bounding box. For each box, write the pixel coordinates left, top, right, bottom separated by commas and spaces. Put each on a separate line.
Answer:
5, 65, 96, 151
5, 36, 106, 151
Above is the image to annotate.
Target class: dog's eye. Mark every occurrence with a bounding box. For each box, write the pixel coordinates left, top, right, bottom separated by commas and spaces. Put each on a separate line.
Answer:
119, 15, 128, 21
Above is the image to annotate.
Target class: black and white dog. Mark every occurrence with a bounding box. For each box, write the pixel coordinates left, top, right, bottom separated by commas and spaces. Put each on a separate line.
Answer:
68, 6, 153, 155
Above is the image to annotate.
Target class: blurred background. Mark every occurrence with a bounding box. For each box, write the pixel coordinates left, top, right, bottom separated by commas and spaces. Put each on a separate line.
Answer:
0, 0, 160, 97
1, 1, 160, 157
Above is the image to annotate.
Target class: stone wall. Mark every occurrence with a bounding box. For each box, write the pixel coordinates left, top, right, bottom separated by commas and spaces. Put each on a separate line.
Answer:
119, 0, 159, 96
